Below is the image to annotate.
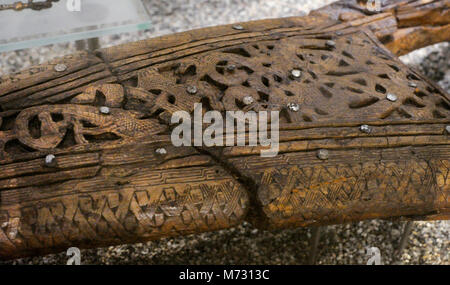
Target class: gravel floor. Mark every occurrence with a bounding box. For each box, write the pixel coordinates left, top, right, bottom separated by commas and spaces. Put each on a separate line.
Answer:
0, 0, 448, 265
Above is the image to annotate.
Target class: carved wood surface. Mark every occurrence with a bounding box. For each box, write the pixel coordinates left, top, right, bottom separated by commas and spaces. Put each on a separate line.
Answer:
0, 0, 449, 259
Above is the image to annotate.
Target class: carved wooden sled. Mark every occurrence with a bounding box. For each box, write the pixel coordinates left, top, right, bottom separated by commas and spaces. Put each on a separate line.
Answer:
0, 0, 449, 260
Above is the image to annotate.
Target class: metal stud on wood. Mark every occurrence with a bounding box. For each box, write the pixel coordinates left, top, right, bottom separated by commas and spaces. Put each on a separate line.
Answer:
54, 64, 67, 72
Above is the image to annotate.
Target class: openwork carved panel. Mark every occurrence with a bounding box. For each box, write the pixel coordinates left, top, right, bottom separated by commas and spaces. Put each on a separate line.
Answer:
125, 31, 449, 124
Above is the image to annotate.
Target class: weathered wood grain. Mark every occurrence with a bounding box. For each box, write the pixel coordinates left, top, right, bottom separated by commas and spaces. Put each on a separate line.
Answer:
314, 0, 450, 55
0, 0, 449, 259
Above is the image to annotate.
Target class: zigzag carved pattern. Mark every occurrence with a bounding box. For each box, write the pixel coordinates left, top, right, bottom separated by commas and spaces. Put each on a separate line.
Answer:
0, 172, 248, 258
260, 159, 444, 227
227, 147, 449, 228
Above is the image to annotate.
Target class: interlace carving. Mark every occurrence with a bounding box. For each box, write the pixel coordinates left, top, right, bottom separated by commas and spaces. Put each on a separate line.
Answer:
127, 32, 449, 124
0, 84, 166, 154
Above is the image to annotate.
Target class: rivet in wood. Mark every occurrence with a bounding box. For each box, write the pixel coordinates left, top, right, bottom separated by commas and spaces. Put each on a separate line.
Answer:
155, 148, 167, 155
317, 149, 329, 160
232, 24, 244, 30
54, 64, 67, 72
44, 154, 57, 167
325, 40, 336, 49
287, 102, 300, 112
186, 85, 198, 95
386, 93, 398, 102
99, 106, 110, 115
360, 124, 372, 134
242, 96, 254, 105
227, 64, 236, 72
291, 69, 302, 78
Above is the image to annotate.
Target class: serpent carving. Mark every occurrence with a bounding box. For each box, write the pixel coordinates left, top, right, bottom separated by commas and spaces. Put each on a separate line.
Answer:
0, 0, 449, 259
